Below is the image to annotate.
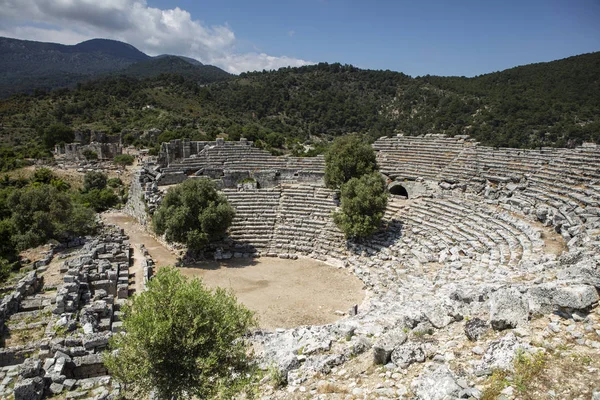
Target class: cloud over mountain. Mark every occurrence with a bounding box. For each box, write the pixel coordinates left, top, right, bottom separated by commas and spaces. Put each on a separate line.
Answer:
0, 0, 312, 73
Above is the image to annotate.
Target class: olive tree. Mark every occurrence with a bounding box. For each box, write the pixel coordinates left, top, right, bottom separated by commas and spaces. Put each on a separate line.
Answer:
333, 172, 388, 238
7, 184, 96, 250
104, 267, 257, 399
324, 135, 378, 189
152, 178, 235, 251
83, 171, 107, 192
152, 178, 235, 252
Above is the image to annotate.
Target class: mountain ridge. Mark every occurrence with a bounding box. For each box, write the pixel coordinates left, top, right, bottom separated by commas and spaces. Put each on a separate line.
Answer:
0, 36, 229, 97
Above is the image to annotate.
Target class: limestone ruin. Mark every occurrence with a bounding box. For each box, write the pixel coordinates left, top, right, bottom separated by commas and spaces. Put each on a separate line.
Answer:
4, 133, 600, 398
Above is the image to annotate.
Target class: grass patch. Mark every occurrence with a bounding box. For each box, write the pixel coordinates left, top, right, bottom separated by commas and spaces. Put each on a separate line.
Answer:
267, 364, 286, 388
3, 325, 46, 346
481, 350, 547, 400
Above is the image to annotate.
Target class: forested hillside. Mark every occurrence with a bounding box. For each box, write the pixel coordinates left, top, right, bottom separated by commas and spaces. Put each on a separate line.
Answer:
0, 37, 230, 97
1, 52, 598, 170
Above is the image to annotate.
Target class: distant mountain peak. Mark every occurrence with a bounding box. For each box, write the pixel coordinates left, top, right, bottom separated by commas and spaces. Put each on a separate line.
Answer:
155, 54, 204, 66
73, 38, 149, 61
0, 36, 230, 97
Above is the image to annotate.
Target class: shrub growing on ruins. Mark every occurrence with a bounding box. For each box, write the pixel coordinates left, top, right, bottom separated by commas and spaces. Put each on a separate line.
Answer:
324, 135, 378, 189
113, 154, 135, 167
152, 178, 235, 252
7, 184, 96, 251
105, 267, 257, 400
83, 171, 107, 192
333, 172, 388, 238
79, 171, 120, 211
82, 149, 98, 161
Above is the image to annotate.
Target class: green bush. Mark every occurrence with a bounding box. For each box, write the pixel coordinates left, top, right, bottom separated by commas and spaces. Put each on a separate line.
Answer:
7, 184, 96, 251
83, 171, 107, 192
0, 219, 17, 262
77, 188, 119, 212
107, 177, 123, 188
113, 154, 135, 167
82, 149, 98, 161
152, 178, 235, 252
31, 168, 70, 191
333, 172, 388, 238
31, 168, 55, 184
324, 135, 377, 189
104, 267, 256, 400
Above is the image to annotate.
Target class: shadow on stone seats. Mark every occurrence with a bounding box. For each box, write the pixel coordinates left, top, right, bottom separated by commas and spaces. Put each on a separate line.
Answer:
186, 239, 262, 270
346, 219, 405, 256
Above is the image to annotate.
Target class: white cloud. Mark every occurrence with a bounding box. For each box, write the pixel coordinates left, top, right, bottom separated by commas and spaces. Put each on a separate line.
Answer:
0, 0, 313, 73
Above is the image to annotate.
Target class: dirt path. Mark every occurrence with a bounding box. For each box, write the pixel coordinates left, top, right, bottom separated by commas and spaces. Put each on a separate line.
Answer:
102, 212, 365, 329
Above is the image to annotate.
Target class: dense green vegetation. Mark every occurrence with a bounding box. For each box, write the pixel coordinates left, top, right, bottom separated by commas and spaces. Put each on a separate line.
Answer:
116, 56, 231, 83
0, 168, 99, 281
324, 135, 378, 189
113, 154, 135, 167
75, 171, 124, 212
105, 267, 257, 400
325, 136, 388, 238
1, 52, 598, 170
333, 172, 388, 239
0, 37, 230, 98
152, 179, 235, 253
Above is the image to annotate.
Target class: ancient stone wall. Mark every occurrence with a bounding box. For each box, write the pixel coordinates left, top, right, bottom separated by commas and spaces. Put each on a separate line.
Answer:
61, 133, 600, 397
124, 167, 162, 226
57, 142, 122, 161
156, 138, 325, 187
2, 226, 133, 398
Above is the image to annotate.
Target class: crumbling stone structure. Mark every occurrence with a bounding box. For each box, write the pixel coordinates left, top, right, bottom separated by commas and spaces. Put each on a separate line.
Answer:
1, 226, 133, 399
156, 138, 325, 187
131, 133, 600, 396
55, 142, 122, 161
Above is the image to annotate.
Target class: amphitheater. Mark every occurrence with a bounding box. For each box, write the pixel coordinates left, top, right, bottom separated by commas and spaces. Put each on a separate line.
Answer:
2, 134, 600, 399
125, 134, 600, 397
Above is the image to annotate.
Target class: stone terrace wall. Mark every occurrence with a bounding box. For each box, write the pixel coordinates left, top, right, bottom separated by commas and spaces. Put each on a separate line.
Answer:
157, 138, 325, 188
55, 142, 122, 161
124, 166, 162, 226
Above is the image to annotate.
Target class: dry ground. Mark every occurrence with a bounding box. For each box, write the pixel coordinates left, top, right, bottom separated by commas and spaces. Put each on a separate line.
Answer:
3, 160, 136, 190
102, 212, 365, 329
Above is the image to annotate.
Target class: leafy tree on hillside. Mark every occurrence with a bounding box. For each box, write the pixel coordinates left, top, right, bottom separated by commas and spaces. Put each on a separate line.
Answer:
104, 267, 256, 400
30, 168, 71, 191
324, 135, 378, 189
83, 171, 107, 192
152, 178, 235, 252
41, 123, 74, 149
79, 171, 119, 211
31, 168, 56, 185
333, 172, 388, 238
7, 184, 96, 251
0, 219, 17, 263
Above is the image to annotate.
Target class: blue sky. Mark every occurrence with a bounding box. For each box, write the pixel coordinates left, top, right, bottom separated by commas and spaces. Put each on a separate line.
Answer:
1, 0, 599, 76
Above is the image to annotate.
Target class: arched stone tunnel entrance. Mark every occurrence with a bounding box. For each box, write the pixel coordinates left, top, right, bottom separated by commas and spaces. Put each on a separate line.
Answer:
388, 183, 409, 198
